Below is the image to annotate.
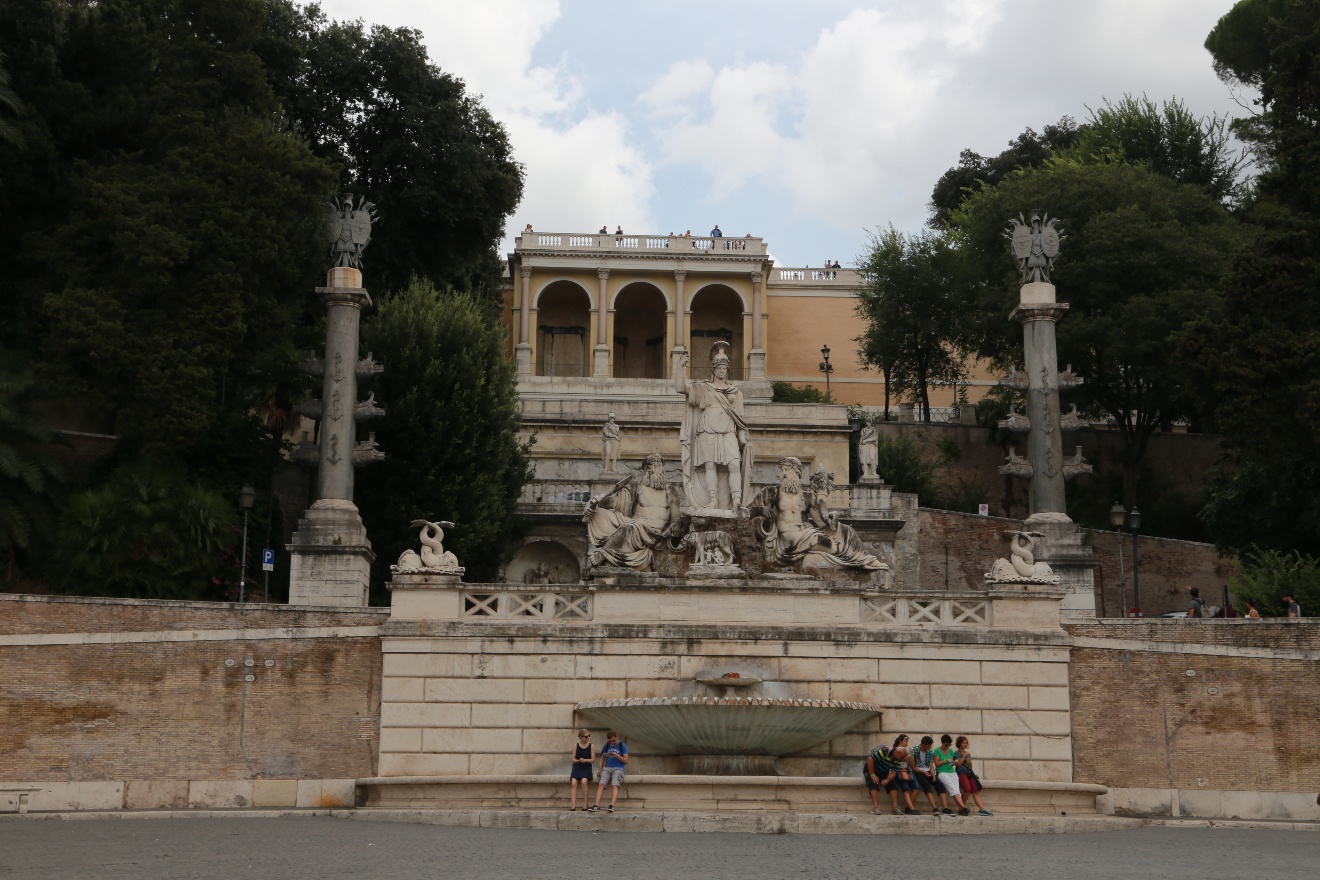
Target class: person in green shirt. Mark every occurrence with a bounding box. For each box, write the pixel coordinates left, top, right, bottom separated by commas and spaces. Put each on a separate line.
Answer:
932, 734, 968, 815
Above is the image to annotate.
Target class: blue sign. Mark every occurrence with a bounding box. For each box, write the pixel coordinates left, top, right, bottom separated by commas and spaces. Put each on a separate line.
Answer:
261, 549, 275, 572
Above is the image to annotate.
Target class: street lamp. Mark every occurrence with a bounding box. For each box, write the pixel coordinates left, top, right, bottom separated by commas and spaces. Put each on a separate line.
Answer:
1110, 502, 1142, 616
238, 485, 256, 603
818, 344, 834, 403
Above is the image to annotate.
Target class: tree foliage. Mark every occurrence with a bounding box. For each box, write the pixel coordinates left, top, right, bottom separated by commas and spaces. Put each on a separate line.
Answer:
57, 465, 235, 600
770, 382, 826, 403
1062, 95, 1246, 205
928, 118, 1079, 228
358, 279, 530, 592
1229, 546, 1320, 617
0, 369, 65, 580
259, 1, 525, 298
854, 227, 973, 422
953, 160, 1246, 505
1182, 1, 1320, 555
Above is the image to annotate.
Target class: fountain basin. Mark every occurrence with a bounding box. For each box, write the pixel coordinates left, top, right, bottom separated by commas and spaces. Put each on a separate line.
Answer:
575, 697, 881, 762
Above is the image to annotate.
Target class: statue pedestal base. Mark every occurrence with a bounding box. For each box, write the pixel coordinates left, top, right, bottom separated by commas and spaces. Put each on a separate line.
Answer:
287, 499, 374, 607
592, 345, 610, 378
850, 482, 892, 513
1027, 520, 1096, 618
584, 567, 658, 586
515, 343, 532, 377
685, 563, 745, 580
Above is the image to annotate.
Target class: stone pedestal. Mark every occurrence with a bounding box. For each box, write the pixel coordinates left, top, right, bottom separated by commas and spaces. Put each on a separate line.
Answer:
747, 349, 766, 382
515, 343, 532, 378
287, 499, 374, 607
850, 482, 892, 511
592, 344, 610, 378
1029, 520, 1098, 618
386, 571, 464, 620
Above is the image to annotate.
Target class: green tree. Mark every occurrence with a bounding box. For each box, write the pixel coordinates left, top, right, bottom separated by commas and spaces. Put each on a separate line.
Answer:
0, 369, 65, 581
0, 51, 23, 147
770, 382, 826, 403
928, 118, 1080, 228
0, 0, 337, 450
1229, 546, 1320, 617
855, 227, 973, 422
258, 2, 525, 298
1063, 95, 1246, 205
1181, 1, 1320, 555
57, 465, 235, 600
953, 160, 1246, 509
358, 279, 530, 592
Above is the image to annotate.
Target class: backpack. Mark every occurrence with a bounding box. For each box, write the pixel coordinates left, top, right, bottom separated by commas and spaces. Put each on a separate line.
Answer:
1190, 597, 1206, 618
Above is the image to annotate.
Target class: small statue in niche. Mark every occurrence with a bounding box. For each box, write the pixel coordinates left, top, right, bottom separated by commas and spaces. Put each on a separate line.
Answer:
858, 421, 880, 481
750, 457, 887, 573
583, 453, 683, 570
601, 412, 621, 474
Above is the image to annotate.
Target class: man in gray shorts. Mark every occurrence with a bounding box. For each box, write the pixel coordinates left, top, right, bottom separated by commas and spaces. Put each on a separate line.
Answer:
589, 730, 629, 813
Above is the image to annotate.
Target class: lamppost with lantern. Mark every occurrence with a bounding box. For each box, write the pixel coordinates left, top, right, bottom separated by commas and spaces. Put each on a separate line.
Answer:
1109, 502, 1142, 616
818, 345, 834, 403
238, 485, 256, 603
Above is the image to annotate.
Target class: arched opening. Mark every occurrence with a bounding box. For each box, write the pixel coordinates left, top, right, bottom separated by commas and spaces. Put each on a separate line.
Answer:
688, 284, 745, 380
536, 281, 591, 377
505, 540, 583, 584
612, 282, 667, 379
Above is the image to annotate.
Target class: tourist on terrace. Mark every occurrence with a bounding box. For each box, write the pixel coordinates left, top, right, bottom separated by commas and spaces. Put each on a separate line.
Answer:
590, 729, 629, 812
1245, 600, 1261, 619
524, 223, 533, 232
569, 728, 594, 811
909, 735, 943, 813
1283, 594, 1302, 618
955, 736, 992, 816
600, 225, 608, 233
615, 225, 624, 235
710, 224, 722, 237
1187, 586, 1207, 618
933, 734, 969, 815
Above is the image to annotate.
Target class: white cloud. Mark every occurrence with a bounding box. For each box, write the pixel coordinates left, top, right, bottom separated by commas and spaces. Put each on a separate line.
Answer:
319, 0, 656, 250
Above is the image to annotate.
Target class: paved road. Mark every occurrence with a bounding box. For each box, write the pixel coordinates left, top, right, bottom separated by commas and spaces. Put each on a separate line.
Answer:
0, 818, 1315, 880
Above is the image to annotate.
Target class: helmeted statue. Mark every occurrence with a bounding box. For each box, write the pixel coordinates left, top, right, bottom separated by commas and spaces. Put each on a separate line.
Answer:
322, 194, 378, 269
750, 457, 887, 573
583, 453, 684, 570
1005, 210, 1063, 284
675, 341, 753, 510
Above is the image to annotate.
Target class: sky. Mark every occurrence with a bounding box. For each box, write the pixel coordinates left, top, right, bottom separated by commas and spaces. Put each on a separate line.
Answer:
319, 0, 1253, 268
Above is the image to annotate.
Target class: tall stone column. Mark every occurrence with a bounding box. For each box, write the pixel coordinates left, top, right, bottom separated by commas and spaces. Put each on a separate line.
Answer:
747, 271, 766, 381
515, 265, 532, 377
671, 268, 687, 381
1011, 281, 1070, 521
593, 267, 611, 378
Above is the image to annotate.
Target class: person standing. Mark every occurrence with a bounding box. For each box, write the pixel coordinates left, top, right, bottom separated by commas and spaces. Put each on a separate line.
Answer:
569, 728, 594, 810
1188, 587, 1207, 619
1283, 594, 1302, 618
1244, 599, 1261, 619
590, 730, 629, 812
933, 734, 968, 816
709, 225, 722, 237
955, 736, 992, 816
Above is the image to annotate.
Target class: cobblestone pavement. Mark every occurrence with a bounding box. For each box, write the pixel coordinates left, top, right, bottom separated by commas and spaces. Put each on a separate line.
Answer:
0, 818, 1316, 880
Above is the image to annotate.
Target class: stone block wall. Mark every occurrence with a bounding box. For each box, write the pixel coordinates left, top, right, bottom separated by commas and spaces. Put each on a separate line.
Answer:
0, 595, 387, 810
377, 624, 1074, 784
916, 509, 1232, 617
1065, 619, 1320, 820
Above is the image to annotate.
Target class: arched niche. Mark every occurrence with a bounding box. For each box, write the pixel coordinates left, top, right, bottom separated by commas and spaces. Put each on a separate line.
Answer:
535, 281, 591, 377
505, 540, 583, 585
689, 284, 745, 380
612, 282, 667, 379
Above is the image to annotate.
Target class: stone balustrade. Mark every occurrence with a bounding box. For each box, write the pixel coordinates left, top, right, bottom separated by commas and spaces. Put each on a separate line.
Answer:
518, 232, 767, 256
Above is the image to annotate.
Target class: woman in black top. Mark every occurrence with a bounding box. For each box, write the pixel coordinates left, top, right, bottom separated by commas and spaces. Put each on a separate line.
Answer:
570, 728, 595, 810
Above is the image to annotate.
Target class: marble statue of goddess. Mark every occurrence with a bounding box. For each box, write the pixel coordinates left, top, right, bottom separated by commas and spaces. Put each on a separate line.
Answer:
674, 341, 753, 510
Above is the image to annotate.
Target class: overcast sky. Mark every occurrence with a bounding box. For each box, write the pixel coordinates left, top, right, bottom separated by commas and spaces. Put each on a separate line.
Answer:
320, 0, 1251, 267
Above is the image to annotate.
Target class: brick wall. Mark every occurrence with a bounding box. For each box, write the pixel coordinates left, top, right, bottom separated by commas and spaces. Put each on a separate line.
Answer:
1065, 620, 1320, 793
916, 509, 1234, 617
0, 596, 387, 783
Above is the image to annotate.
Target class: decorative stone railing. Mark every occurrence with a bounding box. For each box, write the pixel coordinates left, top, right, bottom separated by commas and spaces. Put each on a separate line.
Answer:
515, 479, 902, 517
461, 590, 592, 620
774, 268, 865, 284
861, 596, 991, 625
518, 232, 766, 256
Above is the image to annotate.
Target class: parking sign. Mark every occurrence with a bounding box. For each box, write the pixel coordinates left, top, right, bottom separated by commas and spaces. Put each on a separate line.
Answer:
261, 549, 275, 571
